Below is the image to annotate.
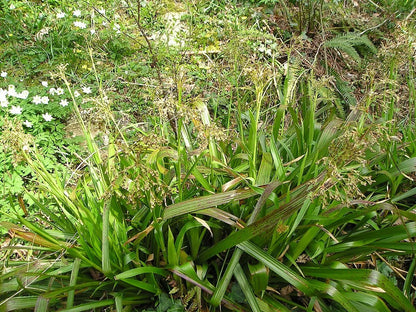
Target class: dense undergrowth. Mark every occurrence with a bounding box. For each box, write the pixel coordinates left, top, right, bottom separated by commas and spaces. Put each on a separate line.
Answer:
1, 0, 416, 311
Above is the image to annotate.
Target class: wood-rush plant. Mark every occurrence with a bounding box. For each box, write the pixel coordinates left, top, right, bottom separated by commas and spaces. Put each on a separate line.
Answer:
2, 56, 416, 311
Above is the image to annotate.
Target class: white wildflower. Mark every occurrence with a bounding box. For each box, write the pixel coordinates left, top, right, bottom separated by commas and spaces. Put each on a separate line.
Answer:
32, 95, 42, 104
41, 96, 49, 104
49, 87, 56, 95
42, 113, 53, 121
17, 90, 29, 99
98, 8, 105, 15
10, 105, 22, 115
60, 99, 69, 107
73, 9, 81, 17
56, 87, 64, 95
1, 71, 7, 78
0, 89, 8, 104
57, 12, 66, 19
82, 86, 91, 94
90, 29, 96, 35
41, 81, 48, 87
0, 99, 8, 107
74, 90, 80, 97
23, 120, 33, 128
73, 21, 87, 29
9, 4, 15, 10
8, 85, 17, 97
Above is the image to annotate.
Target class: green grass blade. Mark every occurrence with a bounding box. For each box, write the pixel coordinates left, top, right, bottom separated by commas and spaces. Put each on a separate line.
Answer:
197, 208, 243, 228
248, 262, 269, 294
199, 182, 311, 261
404, 257, 416, 298
211, 249, 244, 306
171, 263, 244, 311
102, 203, 111, 276
1, 296, 38, 311
239, 241, 312, 295
239, 242, 360, 311
114, 293, 123, 312
59, 299, 114, 312
66, 258, 81, 308
303, 267, 415, 312
211, 180, 281, 305
234, 263, 262, 312
34, 296, 49, 312
163, 188, 260, 220
167, 226, 178, 266
256, 152, 273, 186
121, 278, 159, 294
391, 187, 416, 202
114, 267, 167, 280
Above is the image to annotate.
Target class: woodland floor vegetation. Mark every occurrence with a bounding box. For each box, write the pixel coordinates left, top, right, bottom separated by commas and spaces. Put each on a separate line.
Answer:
1, 0, 416, 311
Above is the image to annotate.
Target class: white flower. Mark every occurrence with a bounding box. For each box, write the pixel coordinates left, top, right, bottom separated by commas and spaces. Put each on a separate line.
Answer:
41, 96, 49, 104
10, 105, 22, 115
23, 120, 33, 128
56, 87, 64, 95
82, 86, 91, 94
17, 90, 29, 99
49, 87, 57, 95
9, 4, 15, 10
32, 95, 42, 104
41, 81, 48, 87
98, 8, 105, 15
0, 89, 8, 103
113, 24, 120, 31
0, 99, 8, 107
60, 99, 69, 107
73, 21, 87, 29
73, 9, 81, 17
42, 113, 53, 121
74, 90, 80, 97
22, 145, 30, 151
8, 85, 17, 97
1, 71, 7, 78
57, 12, 66, 19
102, 21, 107, 26
90, 29, 96, 35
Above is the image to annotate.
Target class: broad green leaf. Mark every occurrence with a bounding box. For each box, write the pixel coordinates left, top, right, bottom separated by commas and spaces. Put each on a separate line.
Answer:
167, 226, 178, 266
256, 152, 272, 186
234, 263, 261, 312
199, 181, 311, 262
59, 299, 114, 312
248, 262, 269, 294
303, 267, 415, 312
0, 296, 38, 311
163, 188, 260, 220
210, 180, 281, 306
67, 258, 81, 308
114, 267, 167, 280
239, 242, 360, 311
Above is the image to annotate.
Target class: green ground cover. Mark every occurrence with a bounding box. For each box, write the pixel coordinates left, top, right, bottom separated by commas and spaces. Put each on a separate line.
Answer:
1, 0, 416, 310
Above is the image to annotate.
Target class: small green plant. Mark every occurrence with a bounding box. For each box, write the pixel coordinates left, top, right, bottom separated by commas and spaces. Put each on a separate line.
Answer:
324, 32, 377, 64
